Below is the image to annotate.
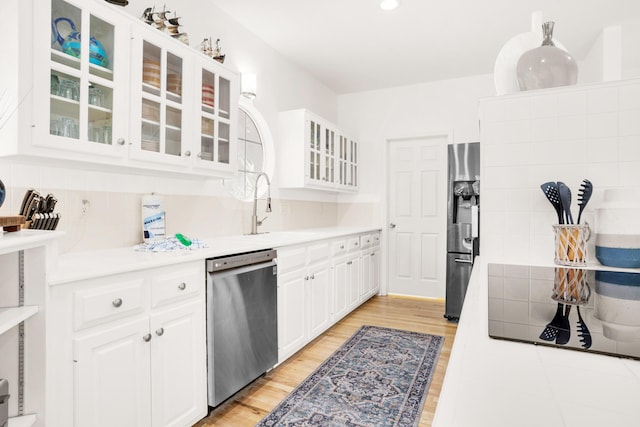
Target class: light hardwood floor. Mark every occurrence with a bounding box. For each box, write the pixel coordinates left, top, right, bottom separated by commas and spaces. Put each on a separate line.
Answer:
194, 295, 457, 427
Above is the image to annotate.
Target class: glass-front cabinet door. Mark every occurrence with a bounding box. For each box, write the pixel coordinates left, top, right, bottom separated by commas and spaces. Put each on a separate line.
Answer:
193, 55, 238, 174
307, 119, 322, 185
130, 27, 192, 166
37, 0, 129, 156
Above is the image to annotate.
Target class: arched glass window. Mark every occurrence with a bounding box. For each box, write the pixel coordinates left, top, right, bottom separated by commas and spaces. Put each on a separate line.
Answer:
223, 98, 274, 201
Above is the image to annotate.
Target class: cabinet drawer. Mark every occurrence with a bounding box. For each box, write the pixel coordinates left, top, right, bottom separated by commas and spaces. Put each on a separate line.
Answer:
74, 279, 146, 331
332, 239, 347, 256
347, 237, 361, 252
359, 234, 373, 249
151, 264, 203, 309
277, 246, 307, 274
307, 242, 330, 265
372, 232, 381, 246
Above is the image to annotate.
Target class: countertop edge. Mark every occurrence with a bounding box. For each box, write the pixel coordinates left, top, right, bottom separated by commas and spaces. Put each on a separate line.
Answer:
48, 226, 382, 285
433, 257, 640, 427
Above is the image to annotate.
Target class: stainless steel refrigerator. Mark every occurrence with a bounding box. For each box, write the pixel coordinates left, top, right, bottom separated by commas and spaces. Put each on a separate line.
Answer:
445, 142, 480, 321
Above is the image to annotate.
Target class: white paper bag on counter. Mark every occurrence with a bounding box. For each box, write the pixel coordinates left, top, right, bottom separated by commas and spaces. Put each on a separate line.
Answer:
142, 193, 165, 242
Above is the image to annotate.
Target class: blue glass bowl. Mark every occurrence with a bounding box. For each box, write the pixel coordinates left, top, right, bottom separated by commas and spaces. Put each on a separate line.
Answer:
0, 179, 5, 208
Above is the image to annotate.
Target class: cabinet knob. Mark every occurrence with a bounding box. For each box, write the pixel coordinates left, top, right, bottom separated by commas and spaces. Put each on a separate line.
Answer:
178, 282, 187, 290
184, 150, 191, 157
143, 333, 152, 342
304, 276, 309, 281
340, 245, 345, 249
156, 327, 165, 336
371, 253, 375, 257
347, 261, 353, 265
310, 274, 315, 280
116, 138, 126, 146
112, 298, 123, 308
197, 152, 203, 158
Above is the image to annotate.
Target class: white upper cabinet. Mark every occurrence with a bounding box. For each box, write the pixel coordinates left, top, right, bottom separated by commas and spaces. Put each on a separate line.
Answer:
3, 0, 238, 178
32, 0, 131, 160
278, 109, 358, 192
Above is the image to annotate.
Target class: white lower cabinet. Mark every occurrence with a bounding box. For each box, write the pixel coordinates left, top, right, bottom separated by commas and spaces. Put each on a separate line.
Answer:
51, 261, 206, 427
278, 232, 381, 363
74, 317, 152, 427
277, 243, 332, 362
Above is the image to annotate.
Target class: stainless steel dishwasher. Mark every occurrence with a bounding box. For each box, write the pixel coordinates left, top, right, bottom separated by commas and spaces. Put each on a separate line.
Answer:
206, 249, 278, 407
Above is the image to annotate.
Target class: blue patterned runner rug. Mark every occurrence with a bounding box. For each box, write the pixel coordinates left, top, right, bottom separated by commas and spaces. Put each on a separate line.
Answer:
257, 325, 444, 427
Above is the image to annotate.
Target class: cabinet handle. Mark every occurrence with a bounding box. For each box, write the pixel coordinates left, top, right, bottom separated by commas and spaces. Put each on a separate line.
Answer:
184, 150, 191, 157
371, 253, 375, 257
347, 261, 353, 265
156, 328, 165, 336
112, 298, 123, 308
143, 333, 152, 342
116, 138, 125, 146
178, 282, 187, 290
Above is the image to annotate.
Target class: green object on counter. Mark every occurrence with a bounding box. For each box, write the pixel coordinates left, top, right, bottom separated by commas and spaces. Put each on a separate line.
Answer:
175, 233, 192, 247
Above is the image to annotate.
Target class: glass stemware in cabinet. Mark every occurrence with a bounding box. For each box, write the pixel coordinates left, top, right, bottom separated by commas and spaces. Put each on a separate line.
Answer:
50, 0, 116, 145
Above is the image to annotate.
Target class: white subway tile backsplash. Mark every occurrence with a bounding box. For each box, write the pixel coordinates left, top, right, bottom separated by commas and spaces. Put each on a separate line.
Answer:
619, 109, 640, 136
586, 137, 618, 162
618, 136, 640, 161
530, 94, 558, 119
587, 112, 619, 138
587, 87, 619, 113
585, 162, 620, 188
617, 161, 640, 183
480, 188, 506, 212
501, 98, 530, 121
503, 189, 531, 213
531, 117, 555, 142
619, 83, 640, 111
556, 91, 587, 116
555, 115, 587, 140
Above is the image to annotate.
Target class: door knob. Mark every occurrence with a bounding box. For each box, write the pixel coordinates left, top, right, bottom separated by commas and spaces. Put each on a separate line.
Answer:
389, 223, 396, 229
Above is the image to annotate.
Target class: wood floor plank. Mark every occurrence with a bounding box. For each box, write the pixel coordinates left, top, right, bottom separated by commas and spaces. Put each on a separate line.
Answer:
194, 295, 457, 426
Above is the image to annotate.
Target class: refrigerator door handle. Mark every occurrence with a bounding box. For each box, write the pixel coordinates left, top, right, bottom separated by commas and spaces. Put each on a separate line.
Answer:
471, 205, 479, 239
454, 258, 473, 264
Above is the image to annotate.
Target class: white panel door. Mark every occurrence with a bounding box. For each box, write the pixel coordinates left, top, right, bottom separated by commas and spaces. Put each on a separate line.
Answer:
387, 135, 447, 298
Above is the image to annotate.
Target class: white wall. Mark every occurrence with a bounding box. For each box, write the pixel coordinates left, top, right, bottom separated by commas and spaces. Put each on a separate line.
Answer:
336, 74, 495, 220
480, 77, 640, 265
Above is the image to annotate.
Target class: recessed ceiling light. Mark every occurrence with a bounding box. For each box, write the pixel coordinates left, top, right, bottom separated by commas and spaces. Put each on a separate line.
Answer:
380, 0, 399, 11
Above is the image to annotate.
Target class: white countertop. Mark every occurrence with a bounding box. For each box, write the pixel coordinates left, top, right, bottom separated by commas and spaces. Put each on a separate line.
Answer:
433, 257, 640, 427
48, 226, 381, 285
0, 229, 64, 255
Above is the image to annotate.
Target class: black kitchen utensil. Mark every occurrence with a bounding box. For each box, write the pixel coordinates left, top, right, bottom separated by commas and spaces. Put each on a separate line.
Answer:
576, 306, 592, 349
556, 304, 572, 345
557, 181, 574, 224
540, 182, 564, 224
19, 189, 35, 216
577, 179, 593, 224
539, 302, 564, 341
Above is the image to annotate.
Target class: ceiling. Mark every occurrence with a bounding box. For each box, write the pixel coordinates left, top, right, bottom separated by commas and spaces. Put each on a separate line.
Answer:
209, 0, 640, 94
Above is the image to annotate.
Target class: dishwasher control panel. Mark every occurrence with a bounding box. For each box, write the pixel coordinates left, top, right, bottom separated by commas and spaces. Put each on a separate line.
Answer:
206, 249, 277, 273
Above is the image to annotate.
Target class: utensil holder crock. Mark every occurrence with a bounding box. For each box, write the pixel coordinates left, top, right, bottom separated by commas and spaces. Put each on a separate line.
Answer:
553, 223, 590, 266
551, 267, 591, 305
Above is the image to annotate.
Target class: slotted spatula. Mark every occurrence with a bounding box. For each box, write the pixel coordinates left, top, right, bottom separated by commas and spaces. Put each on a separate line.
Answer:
539, 302, 564, 341
576, 306, 592, 349
540, 182, 564, 224
577, 179, 593, 224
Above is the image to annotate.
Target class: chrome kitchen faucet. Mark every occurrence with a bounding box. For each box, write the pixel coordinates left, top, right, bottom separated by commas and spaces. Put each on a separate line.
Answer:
250, 172, 272, 234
